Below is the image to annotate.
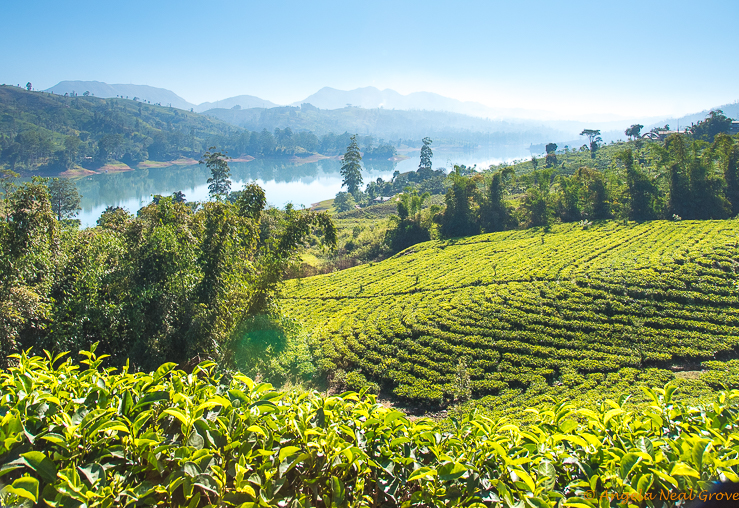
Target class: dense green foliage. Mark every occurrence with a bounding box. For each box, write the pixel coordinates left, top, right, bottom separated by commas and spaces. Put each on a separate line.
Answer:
0, 87, 401, 175
0, 87, 241, 173
200, 148, 232, 199
0, 177, 336, 371
2, 348, 739, 507
283, 221, 739, 406
418, 138, 433, 172
46, 177, 81, 222
385, 190, 432, 252
341, 136, 363, 196
690, 110, 734, 143
431, 133, 739, 242
331, 130, 739, 267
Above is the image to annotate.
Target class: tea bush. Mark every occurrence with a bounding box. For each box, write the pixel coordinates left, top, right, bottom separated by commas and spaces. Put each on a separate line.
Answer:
2, 347, 739, 507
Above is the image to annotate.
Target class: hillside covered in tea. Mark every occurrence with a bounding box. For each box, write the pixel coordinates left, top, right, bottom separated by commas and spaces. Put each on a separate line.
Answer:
282, 220, 739, 406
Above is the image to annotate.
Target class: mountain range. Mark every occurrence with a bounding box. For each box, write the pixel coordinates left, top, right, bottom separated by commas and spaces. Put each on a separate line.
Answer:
42, 80, 736, 144
290, 86, 562, 121
44, 81, 631, 123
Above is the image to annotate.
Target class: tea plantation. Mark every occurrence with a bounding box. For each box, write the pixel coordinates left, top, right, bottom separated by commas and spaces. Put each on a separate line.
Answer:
282, 220, 739, 405
1, 348, 739, 507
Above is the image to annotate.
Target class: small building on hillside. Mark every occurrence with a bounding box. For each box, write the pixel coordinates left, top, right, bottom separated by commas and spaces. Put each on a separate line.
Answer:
730, 121, 739, 135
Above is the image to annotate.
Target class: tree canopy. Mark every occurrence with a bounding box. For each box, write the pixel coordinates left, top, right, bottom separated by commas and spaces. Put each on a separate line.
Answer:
46, 177, 81, 221
691, 110, 733, 142
625, 124, 643, 140
200, 147, 232, 199
419, 137, 433, 171
0, 173, 336, 370
340, 135, 363, 195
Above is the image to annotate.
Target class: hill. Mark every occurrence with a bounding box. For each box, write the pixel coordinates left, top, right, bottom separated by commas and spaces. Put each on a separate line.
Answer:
0, 86, 242, 174
281, 220, 739, 406
44, 80, 195, 110
647, 101, 739, 131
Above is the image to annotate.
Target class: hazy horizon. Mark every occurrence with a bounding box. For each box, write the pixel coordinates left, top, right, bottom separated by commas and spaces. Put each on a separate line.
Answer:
2, 0, 738, 121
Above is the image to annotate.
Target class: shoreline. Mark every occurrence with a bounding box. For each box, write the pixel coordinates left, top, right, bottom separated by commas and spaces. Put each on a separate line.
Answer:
58, 155, 259, 178
51, 152, 406, 179
60, 157, 202, 177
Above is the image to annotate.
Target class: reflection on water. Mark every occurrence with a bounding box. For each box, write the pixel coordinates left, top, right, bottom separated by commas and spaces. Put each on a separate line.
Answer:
74, 145, 533, 227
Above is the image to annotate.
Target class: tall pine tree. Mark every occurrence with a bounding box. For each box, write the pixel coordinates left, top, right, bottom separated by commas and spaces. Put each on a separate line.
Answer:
419, 137, 433, 172
340, 135, 363, 195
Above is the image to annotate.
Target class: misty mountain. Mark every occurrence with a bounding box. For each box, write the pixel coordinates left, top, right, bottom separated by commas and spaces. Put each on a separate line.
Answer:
646, 101, 739, 131
44, 81, 196, 110
194, 95, 280, 112
291, 86, 560, 121
45, 81, 279, 114
202, 104, 570, 145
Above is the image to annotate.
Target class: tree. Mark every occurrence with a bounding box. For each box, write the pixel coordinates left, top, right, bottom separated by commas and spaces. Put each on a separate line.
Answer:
545, 143, 558, 167
439, 166, 481, 238
691, 110, 733, 143
25, 82, 32, 91
725, 146, 739, 216
419, 137, 433, 171
580, 129, 601, 159
1, 170, 19, 204
333, 192, 356, 212
340, 135, 363, 195
616, 148, 660, 221
386, 188, 431, 252
0, 180, 57, 358
573, 166, 610, 220
480, 168, 515, 232
625, 124, 644, 140
61, 135, 81, 168
520, 168, 554, 229
521, 187, 550, 228
664, 134, 729, 219
580, 129, 601, 145
200, 147, 232, 199
715, 134, 739, 216
46, 178, 81, 221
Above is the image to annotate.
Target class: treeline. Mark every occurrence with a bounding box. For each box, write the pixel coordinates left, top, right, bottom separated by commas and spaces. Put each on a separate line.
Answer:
204, 102, 567, 146
0, 86, 397, 174
382, 133, 739, 246
224, 129, 397, 159
0, 176, 336, 370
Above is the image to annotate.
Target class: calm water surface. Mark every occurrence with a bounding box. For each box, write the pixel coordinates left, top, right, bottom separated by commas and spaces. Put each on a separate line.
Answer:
74, 145, 534, 227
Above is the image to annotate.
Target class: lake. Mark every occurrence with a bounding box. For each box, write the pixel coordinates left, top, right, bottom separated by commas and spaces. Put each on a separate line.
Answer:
74, 144, 535, 227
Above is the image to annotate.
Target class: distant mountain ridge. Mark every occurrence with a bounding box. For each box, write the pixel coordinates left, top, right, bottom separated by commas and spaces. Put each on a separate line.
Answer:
45, 81, 281, 114
646, 101, 739, 132
41, 80, 738, 143
292, 86, 557, 121
44, 81, 195, 110
194, 95, 279, 112
45, 81, 628, 124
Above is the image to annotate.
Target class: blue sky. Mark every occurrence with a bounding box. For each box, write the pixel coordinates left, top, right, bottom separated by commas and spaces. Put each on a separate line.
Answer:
2, 0, 737, 118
